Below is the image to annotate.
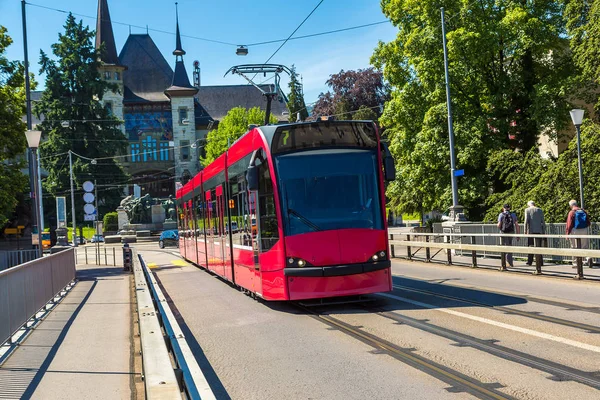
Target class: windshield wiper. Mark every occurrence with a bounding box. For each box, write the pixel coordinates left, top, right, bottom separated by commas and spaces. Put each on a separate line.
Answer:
288, 208, 322, 232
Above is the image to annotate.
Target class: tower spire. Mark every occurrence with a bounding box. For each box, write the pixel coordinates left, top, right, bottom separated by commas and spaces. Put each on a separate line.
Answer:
174, 2, 185, 57
165, 2, 197, 96
95, 0, 120, 65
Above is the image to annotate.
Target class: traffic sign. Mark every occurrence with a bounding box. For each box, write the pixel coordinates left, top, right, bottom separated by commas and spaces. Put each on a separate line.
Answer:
83, 192, 95, 203
454, 169, 465, 177
83, 181, 94, 192
84, 204, 95, 215
84, 214, 97, 221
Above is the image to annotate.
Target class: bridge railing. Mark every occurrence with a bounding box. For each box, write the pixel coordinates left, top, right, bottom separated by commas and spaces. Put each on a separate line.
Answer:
388, 232, 600, 280
0, 249, 39, 272
0, 249, 76, 346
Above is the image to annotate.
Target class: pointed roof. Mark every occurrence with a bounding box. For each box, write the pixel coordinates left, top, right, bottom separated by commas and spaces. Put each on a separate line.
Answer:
165, 4, 197, 98
119, 34, 173, 102
95, 0, 121, 65
174, 4, 185, 57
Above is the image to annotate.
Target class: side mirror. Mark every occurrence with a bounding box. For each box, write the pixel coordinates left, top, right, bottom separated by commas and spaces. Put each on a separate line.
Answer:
247, 165, 259, 191
381, 143, 396, 182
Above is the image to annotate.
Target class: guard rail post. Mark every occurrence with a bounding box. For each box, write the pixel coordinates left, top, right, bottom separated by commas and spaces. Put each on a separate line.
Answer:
445, 234, 452, 265
534, 237, 542, 275
85, 247, 88, 264
471, 236, 477, 268
425, 235, 431, 262
390, 234, 395, 258
575, 238, 584, 280
113, 247, 116, 266
406, 234, 412, 260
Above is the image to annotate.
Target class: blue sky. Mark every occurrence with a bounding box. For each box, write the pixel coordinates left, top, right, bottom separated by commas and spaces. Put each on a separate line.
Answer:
1, 0, 397, 104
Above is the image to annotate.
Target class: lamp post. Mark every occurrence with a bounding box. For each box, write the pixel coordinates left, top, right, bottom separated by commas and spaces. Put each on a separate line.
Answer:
25, 130, 43, 257
570, 109, 585, 209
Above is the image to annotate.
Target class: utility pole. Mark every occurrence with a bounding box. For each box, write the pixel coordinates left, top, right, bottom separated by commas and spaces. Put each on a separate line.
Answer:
22, 0, 42, 250
441, 7, 461, 219
69, 151, 77, 247
95, 180, 99, 264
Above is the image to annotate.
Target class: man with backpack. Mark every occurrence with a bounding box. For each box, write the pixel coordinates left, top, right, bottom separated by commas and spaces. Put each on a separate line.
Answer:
566, 200, 591, 267
497, 204, 520, 269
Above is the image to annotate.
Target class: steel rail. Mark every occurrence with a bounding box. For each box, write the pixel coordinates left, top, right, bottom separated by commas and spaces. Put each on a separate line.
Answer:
295, 304, 514, 400
392, 285, 600, 334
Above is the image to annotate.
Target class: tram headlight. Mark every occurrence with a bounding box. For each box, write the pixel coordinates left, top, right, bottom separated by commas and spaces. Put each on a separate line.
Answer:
371, 251, 387, 262
286, 258, 310, 268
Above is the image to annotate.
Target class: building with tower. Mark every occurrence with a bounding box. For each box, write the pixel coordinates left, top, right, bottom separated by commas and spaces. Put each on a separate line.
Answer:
94, 0, 287, 198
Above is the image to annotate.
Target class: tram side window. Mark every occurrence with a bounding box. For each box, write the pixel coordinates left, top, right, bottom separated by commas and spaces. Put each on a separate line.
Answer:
258, 160, 279, 251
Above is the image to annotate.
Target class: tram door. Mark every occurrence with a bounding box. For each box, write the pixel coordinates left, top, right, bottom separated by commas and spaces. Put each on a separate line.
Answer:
205, 190, 216, 272
215, 185, 227, 278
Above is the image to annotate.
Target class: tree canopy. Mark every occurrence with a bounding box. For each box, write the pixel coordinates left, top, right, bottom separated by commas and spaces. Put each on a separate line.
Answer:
35, 14, 128, 218
0, 26, 29, 226
202, 107, 277, 166
286, 65, 308, 122
373, 0, 581, 220
312, 68, 389, 120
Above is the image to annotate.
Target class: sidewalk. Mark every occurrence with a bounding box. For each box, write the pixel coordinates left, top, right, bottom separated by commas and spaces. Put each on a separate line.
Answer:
0, 264, 134, 399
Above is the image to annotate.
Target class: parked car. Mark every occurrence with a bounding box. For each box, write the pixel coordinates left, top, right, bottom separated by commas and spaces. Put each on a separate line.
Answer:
74, 236, 87, 245
91, 234, 105, 243
159, 230, 179, 249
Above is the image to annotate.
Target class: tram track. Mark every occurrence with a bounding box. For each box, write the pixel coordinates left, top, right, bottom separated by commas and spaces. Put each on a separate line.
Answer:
392, 284, 600, 334
295, 304, 515, 400
372, 307, 600, 389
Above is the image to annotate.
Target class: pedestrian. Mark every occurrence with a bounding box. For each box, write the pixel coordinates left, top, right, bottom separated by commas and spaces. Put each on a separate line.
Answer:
566, 200, 591, 267
524, 201, 545, 266
497, 204, 520, 269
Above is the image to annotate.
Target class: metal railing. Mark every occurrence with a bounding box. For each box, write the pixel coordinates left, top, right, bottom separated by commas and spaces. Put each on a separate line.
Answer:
135, 254, 216, 400
0, 249, 76, 346
0, 249, 39, 271
389, 232, 600, 280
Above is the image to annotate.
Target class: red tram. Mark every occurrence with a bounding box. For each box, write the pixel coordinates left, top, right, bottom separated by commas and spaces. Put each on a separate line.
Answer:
176, 120, 396, 301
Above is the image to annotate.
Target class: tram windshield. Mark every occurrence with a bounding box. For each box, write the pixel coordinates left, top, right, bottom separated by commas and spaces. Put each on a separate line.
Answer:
275, 149, 383, 236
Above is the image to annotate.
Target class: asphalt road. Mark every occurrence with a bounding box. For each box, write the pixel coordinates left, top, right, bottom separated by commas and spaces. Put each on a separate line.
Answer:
134, 243, 600, 400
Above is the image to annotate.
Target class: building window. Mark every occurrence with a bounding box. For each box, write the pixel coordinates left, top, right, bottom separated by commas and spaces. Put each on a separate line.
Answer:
103, 71, 111, 80
160, 142, 169, 161
179, 108, 188, 125
114, 71, 120, 80
131, 143, 140, 162
180, 140, 190, 161
105, 102, 113, 116
142, 136, 157, 162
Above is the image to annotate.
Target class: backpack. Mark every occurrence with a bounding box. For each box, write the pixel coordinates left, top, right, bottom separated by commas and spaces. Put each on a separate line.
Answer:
500, 212, 515, 233
573, 210, 589, 230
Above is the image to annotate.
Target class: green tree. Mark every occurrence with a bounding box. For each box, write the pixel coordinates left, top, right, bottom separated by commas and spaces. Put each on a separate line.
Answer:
287, 65, 308, 122
35, 15, 128, 218
373, 0, 578, 219
0, 26, 29, 226
484, 122, 600, 222
566, 0, 600, 109
202, 107, 277, 166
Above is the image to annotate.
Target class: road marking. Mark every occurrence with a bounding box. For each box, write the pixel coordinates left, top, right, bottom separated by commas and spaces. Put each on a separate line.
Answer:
378, 292, 600, 354
147, 262, 158, 269
171, 259, 188, 267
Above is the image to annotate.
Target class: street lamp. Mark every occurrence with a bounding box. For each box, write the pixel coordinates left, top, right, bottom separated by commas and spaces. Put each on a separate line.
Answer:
570, 109, 585, 209
236, 46, 248, 56
25, 130, 43, 257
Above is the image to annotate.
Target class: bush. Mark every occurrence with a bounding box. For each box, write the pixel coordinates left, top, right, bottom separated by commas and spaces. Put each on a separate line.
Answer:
103, 212, 118, 232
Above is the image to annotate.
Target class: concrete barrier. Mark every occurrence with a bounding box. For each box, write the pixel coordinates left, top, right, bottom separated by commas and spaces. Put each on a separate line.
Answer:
0, 249, 76, 345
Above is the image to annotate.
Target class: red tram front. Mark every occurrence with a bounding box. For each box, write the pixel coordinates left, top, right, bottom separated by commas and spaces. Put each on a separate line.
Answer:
176, 120, 396, 301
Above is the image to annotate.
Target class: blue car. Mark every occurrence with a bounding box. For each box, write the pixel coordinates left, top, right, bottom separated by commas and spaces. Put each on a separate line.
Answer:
159, 230, 179, 249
